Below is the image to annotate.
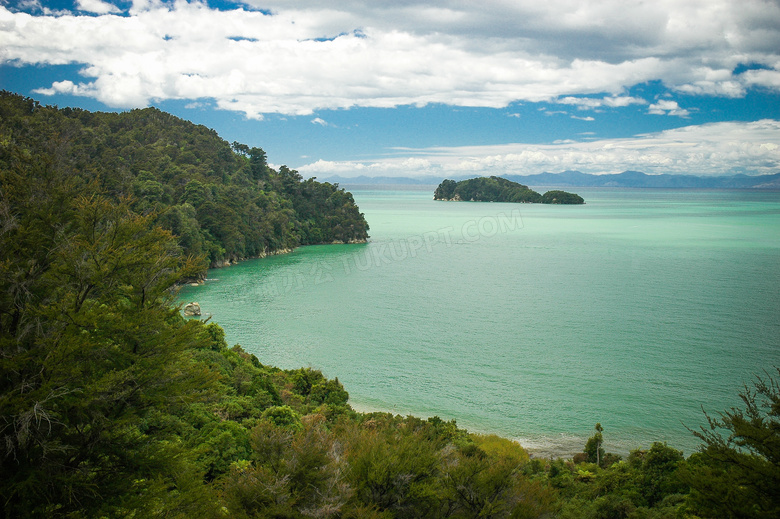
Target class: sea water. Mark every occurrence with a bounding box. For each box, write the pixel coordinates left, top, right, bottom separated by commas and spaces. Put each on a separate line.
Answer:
178, 186, 780, 457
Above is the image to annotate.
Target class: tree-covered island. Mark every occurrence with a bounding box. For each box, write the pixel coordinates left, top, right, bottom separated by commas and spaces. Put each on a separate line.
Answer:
434, 176, 585, 204
2, 92, 777, 518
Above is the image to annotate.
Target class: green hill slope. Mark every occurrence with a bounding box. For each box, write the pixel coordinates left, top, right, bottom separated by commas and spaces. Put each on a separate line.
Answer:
0, 91, 369, 269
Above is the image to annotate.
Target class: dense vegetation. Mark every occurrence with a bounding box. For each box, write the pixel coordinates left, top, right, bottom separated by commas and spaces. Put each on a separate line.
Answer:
0, 91, 368, 270
2, 91, 778, 518
434, 177, 584, 204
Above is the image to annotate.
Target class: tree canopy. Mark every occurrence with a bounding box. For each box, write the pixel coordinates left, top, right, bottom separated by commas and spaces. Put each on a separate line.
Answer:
684, 368, 780, 518
0, 91, 369, 270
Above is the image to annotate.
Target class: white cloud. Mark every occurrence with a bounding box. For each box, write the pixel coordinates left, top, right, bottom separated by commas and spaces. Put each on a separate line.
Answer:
742, 68, 780, 89
1, 1, 779, 115
34, 79, 96, 97
648, 100, 690, 117
311, 117, 328, 126
297, 120, 780, 177
557, 96, 647, 109
184, 101, 209, 109
76, 0, 120, 15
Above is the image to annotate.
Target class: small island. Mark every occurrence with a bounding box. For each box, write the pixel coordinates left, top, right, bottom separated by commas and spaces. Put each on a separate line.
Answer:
434, 176, 585, 204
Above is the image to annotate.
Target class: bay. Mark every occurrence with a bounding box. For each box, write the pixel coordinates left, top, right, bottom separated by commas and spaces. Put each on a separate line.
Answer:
178, 186, 780, 457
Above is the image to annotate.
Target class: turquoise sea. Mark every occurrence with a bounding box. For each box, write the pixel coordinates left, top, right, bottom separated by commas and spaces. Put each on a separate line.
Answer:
179, 186, 780, 457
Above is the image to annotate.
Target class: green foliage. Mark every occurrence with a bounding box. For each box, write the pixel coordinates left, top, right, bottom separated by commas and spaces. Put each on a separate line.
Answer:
0, 159, 218, 515
635, 443, 686, 507
584, 422, 606, 466
2, 89, 775, 519
541, 189, 585, 204
224, 415, 350, 518
433, 178, 457, 200
310, 377, 350, 407
471, 433, 530, 465
0, 91, 369, 272
343, 418, 442, 517
433, 176, 584, 204
529, 436, 689, 518
262, 405, 304, 431
683, 367, 780, 518
193, 420, 252, 480
441, 439, 543, 518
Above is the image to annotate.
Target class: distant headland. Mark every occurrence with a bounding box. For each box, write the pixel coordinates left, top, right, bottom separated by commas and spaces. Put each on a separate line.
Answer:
433, 176, 585, 204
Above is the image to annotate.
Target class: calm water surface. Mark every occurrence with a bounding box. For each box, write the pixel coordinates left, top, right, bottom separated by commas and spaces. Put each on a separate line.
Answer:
179, 186, 780, 457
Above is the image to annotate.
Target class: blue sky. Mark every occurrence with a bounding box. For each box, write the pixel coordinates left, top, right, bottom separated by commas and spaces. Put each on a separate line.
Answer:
1, 0, 779, 178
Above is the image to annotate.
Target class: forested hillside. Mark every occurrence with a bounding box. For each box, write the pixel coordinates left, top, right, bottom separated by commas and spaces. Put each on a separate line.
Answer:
0, 91, 368, 269
1, 92, 777, 518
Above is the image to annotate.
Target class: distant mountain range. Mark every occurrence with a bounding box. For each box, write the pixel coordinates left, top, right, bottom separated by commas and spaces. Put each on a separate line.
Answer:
322, 171, 780, 189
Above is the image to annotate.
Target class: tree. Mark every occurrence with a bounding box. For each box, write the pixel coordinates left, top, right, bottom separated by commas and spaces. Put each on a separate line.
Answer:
0, 157, 218, 516
248, 146, 268, 180
584, 423, 605, 467
223, 415, 350, 517
232, 141, 250, 156
440, 435, 545, 518
630, 442, 686, 507
684, 368, 780, 518
344, 419, 441, 517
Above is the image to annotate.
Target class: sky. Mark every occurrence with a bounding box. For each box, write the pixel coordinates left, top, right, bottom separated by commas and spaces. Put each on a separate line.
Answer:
1, 0, 780, 179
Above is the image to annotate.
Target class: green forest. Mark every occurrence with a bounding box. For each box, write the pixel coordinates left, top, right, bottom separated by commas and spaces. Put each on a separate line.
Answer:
1, 92, 778, 518
434, 177, 585, 204
0, 92, 368, 270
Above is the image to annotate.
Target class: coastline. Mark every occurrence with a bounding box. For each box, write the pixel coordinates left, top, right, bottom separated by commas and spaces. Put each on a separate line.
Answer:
209, 247, 296, 269
180, 239, 369, 289
208, 239, 368, 270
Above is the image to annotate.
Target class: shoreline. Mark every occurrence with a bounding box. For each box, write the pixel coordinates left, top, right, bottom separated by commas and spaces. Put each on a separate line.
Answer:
178, 240, 371, 293
208, 246, 296, 270
208, 239, 368, 270
179, 239, 371, 286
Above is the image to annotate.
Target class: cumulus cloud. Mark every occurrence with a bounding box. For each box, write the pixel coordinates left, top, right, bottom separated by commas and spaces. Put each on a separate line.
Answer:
648, 100, 690, 117
76, 0, 121, 15
297, 120, 780, 178
1, 0, 779, 115
556, 96, 647, 110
